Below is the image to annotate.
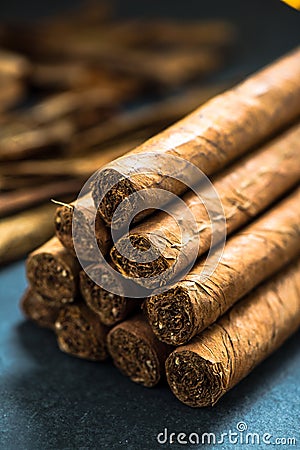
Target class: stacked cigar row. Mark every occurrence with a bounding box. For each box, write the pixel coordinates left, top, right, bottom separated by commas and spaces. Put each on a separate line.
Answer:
0, 2, 236, 265
21, 48, 300, 407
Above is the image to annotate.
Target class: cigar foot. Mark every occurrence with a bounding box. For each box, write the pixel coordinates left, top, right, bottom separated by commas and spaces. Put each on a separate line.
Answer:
146, 284, 198, 345
107, 317, 165, 387
54, 204, 74, 253
55, 304, 108, 361
92, 168, 136, 227
20, 289, 59, 330
166, 350, 224, 407
26, 238, 80, 305
80, 269, 134, 326
26, 253, 77, 304
111, 233, 170, 281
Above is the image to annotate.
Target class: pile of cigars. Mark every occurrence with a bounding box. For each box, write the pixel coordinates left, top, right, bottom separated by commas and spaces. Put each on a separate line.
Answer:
0, 2, 236, 265
22, 47, 300, 408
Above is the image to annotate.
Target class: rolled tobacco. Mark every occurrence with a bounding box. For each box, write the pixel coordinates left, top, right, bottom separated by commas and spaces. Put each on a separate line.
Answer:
166, 259, 300, 407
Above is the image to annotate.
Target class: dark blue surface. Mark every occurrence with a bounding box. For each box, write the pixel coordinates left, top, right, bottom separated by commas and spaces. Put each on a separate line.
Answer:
0, 262, 300, 449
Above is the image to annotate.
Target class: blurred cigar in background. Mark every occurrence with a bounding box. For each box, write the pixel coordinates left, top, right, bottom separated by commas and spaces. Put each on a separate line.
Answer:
0, 203, 56, 265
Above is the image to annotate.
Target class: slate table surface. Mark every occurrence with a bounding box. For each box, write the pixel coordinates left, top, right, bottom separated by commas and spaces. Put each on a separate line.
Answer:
0, 1, 299, 449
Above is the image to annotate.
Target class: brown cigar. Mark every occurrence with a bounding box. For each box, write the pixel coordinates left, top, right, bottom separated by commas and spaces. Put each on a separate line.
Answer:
80, 266, 141, 326
111, 123, 300, 287
92, 48, 300, 228
166, 259, 300, 407
107, 314, 171, 387
26, 237, 80, 305
0, 119, 74, 161
145, 187, 300, 345
0, 138, 143, 178
54, 195, 111, 259
20, 288, 60, 330
0, 178, 84, 218
0, 78, 25, 112
0, 203, 56, 266
0, 48, 30, 78
55, 303, 109, 361
71, 80, 233, 153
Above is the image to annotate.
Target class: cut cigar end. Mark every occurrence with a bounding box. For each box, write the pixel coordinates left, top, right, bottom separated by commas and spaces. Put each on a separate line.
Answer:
54, 204, 75, 253
146, 284, 196, 345
80, 270, 129, 326
107, 324, 163, 387
166, 350, 224, 407
55, 304, 108, 361
111, 233, 171, 281
20, 289, 59, 330
92, 168, 137, 227
26, 253, 77, 305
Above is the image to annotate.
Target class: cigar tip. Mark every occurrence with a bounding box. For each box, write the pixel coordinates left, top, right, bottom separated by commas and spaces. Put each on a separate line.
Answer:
91, 167, 137, 227
80, 270, 127, 326
146, 284, 196, 345
55, 304, 108, 361
111, 233, 171, 285
26, 249, 77, 304
20, 289, 59, 330
107, 325, 161, 387
166, 350, 223, 407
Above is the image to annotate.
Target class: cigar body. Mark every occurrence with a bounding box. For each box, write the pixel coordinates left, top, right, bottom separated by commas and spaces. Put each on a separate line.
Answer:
0, 78, 25, 112
146, 187, 300, 345
20, 288, 60, 330
0, 119, 74, 161
92, 47, 300, 227
166, 259, 300, 407
107, 314, 171, 387
111, 123, 300, 286
72, 80, 232, 152
0, 178, 84, 218
26, 237, 80, 305
0, 49, 30, 78
0, 203, 56, 265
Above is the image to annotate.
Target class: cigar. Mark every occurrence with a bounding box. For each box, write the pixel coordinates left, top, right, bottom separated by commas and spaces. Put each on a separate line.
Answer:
132, 19, 236, 49
55, 303, 109, 361
107, 314, 171, 387
24, 80, 137, 126
0, 178, 84, 218
71, 80, 233, 152
80, 265, 141, 326
29, 62, 112, 90
20, 288, 60, 330
16, 21, 227, 78
0, 203, 56, 265
0, 78, 25, 112
145, 187, 300, 345
0, 48, 30, 78
97, 47, 225, 87
26, 237, 80, 305
54, 195, 111, 259
111, 123, 300, 287
0, 119, 74, 161
92, 47, 300, 227
166, 259, 300, 407
0, 138, 143, 178
0, 174, 55, 192
72, 19, 235, 51
1, 3, 111, 56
